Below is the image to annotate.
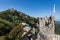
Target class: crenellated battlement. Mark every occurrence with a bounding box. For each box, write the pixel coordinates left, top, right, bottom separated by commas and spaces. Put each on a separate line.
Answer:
37, 16, 55, 40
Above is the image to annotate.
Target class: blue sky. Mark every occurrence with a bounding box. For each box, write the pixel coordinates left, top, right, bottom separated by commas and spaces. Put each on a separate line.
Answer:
0, 0, 60, 21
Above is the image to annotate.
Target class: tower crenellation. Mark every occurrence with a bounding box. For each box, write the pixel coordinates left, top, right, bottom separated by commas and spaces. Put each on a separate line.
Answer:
37, 16, 54, 40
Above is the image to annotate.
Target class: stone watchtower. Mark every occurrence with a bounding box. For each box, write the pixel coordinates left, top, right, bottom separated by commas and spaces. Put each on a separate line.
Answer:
37, 16, 55, 40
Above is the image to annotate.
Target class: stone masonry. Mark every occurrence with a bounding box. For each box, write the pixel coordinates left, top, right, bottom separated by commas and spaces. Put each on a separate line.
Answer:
36, 16, 55, 40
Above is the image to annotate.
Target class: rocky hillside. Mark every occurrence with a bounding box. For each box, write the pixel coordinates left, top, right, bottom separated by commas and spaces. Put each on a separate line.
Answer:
0, 9, 37, 40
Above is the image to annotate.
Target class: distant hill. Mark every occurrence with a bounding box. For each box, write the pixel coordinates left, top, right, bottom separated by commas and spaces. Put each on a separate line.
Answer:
0, 8, 37, 26
55, 21, 60, 35
55, 21, 60, 24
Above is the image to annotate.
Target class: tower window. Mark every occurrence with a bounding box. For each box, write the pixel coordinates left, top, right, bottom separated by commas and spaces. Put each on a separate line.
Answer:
45, 22, 48, 26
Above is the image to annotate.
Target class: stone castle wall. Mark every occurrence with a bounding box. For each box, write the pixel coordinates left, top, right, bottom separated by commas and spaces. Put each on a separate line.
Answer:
21, 16, 60, 40
37, 16, 55, 40
53, 34, 60, 40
